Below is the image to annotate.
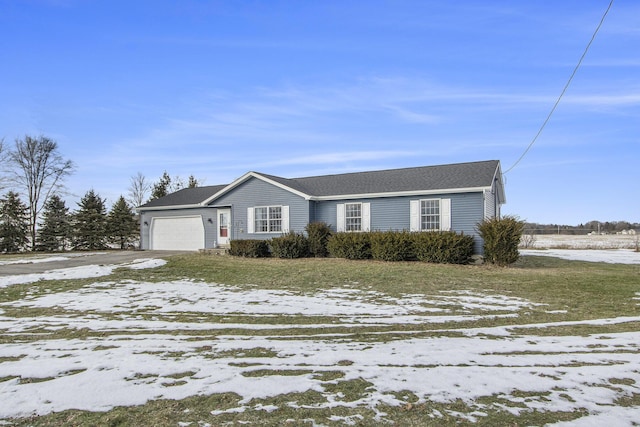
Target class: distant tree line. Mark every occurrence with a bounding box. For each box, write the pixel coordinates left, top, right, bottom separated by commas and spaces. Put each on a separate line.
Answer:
0, 134, 200, 253
524, 221, 640, 235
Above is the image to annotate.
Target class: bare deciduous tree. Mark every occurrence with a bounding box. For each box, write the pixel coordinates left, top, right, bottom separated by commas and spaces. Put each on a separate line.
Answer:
8, 135, 75, 250
127, 172, 152, 208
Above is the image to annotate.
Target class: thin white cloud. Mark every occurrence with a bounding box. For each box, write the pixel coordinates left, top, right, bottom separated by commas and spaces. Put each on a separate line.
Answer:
254, 150, 421, 168
83, 75, 637, 190
564, 93, 640, 107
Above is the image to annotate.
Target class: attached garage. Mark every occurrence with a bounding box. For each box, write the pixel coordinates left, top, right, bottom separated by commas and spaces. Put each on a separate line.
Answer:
150, 216, 205, 251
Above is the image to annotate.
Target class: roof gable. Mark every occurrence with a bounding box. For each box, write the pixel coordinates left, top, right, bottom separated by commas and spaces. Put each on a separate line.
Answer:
201, 171, 312, 206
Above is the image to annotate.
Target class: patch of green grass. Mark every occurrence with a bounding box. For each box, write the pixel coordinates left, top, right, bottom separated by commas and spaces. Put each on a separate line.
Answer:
323, 378, 374, 402
311, 370, 345, 381
152, 254, 640, 323
615, 392, 640, 407
212, 346, 280, 358
0, 389, 602, 427
6, 392, 244, 427
0, 354, 26, 362
93, 345, 118, 351
17, 369, 86, 385
241, 368, 314, 377
164, 370, 196, 379
610, 377, 636, 386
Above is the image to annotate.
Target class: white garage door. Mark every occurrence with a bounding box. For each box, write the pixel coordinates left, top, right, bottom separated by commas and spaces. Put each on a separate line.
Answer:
150, 216, 205, 251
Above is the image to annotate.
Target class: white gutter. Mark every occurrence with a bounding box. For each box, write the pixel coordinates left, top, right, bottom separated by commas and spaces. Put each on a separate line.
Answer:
310, 186, 492, 201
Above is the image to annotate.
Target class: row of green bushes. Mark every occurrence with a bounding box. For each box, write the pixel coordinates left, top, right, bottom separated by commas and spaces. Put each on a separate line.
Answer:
229, 222, 475, 264
228, 217, 525, 266
327, 230, 475, 263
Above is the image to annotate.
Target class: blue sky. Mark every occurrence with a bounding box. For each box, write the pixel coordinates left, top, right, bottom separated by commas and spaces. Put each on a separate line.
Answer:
1, 0, 638, 224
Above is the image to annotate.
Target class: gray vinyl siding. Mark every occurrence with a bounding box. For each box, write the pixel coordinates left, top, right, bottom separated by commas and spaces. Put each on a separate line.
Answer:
484, 189, 497, 219
315, 192, 486, 253
139, 207, 216, 250
452, 193, 485, 253
484, 185, 500, 219
212, 177, 310, 240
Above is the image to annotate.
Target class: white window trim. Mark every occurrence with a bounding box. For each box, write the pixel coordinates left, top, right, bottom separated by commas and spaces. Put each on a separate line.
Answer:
410, 198, 451, 232
336, 202, 370, 232
247, 205, 289, 234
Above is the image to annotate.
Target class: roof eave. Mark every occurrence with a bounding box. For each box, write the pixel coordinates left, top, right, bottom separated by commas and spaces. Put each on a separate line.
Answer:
311, 186, 492, 201
136, 203, 204, 213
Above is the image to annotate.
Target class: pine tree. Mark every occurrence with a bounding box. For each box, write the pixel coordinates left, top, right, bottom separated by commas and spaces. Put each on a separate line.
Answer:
37, 194, 72, 252
187, 175, 199, 188
150, 171, 172, 201
149, 171, 196, 200
107, 196, 139, 250
0, 191, 30, 253
73, 190, 108, 250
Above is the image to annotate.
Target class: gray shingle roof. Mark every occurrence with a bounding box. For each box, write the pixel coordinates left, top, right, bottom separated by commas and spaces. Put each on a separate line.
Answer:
288, 160, 500, 197
139, 184, 227, 208
138, 160, 500, 208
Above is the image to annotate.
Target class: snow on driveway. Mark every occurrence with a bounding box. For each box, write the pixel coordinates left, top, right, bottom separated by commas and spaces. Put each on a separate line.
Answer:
0, 252, 106, 266
0, 251, 639, 425
0, 258, 166, 287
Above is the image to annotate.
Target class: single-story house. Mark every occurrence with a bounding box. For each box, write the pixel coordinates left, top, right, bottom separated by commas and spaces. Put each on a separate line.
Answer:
137, 159, 505, 253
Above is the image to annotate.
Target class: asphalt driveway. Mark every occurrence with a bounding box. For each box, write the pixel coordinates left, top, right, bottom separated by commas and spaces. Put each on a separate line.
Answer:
0, 251, 189, 276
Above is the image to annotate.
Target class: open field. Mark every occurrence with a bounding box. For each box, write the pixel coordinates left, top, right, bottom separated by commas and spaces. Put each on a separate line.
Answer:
522, 233, 639, 250
1, 252, 640, 426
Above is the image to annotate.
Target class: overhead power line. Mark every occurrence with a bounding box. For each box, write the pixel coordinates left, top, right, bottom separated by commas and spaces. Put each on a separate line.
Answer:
503, 0, 614, 175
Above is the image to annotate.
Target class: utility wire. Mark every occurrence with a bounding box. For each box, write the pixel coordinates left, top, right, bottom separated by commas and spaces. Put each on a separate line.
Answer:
503, 0, 614, 175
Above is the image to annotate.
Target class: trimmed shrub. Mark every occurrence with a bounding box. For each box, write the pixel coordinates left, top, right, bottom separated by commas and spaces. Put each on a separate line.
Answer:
270, 232, 309, 259
305, 221, 332, 258
412, 231, 474, 264
477, 215, 525, 266
327, 232, 372, 260
370, 230, 414, 261
228, 239, 270, 258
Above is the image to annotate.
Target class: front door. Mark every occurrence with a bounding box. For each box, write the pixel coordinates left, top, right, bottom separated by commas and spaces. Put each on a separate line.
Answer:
217, 208, 231, 246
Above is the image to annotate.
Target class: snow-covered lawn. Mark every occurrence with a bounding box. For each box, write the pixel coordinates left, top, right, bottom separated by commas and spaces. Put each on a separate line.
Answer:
1, 252, 639, 425
520, 248, 640, 264
523, 233, 639, 250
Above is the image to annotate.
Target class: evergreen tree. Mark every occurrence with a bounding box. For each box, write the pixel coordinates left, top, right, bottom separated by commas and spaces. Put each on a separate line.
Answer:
150, 171, 172, 201
37, 194, 72, 252
187, 175, 199, 188
0, 191, 30, 253
107, 195, 138, 249
149, 171, 198, 200
73, 189, 108, 250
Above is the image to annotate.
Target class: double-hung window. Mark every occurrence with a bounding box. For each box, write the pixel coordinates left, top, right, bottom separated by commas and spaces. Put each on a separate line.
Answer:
248, 205, 288, 233
410, 198, 451, 232
345, 203, 362, 231
420, 199, 440, 231
336, 202, 370, 232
